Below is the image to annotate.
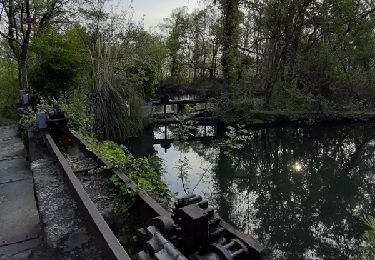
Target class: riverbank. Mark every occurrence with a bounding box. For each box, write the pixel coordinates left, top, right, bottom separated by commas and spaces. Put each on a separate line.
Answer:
227, 110, 375, 125
151, 109, 375, 127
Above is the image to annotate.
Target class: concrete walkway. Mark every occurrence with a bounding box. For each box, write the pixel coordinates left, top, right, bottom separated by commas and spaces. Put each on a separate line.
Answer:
0, 126, 40, 259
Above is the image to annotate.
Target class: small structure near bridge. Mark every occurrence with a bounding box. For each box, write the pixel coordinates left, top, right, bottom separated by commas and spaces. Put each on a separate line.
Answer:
145, 95, 219, 126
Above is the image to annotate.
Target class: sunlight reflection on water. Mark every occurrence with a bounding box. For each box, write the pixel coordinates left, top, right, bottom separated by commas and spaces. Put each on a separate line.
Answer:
131, 123, 375, 259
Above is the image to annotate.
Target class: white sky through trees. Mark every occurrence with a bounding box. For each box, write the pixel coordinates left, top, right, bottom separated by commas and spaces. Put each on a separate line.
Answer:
111, 0, 201, 29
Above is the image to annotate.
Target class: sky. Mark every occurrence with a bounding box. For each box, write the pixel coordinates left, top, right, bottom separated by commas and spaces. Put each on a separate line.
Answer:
112, 0, 201, 29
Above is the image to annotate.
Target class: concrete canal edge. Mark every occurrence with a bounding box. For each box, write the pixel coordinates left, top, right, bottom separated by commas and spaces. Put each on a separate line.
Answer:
0, 125, 40, 259
43, 131, 130, 259
1, 125, 122, 259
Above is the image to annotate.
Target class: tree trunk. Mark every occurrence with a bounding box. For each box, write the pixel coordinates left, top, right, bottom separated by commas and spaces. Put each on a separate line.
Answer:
20, 0, 32, 90
220, 0, 240, 89
171, 56, 178, 80
210, 41, 218, 79
20, 52, 29, 90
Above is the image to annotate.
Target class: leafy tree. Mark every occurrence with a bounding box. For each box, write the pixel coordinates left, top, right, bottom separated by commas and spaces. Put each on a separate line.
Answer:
162, 5, 221, 92
163, 7, 190, 82
0, 0, 69, 90
119, 28, 166, 100
217, 0, 242, 89
29, 27, 88, 97
159, 0, 375, 111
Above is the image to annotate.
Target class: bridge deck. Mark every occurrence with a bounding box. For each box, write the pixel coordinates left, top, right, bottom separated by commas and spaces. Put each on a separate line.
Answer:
152, 99, 210, 105
0, 126, 40, 259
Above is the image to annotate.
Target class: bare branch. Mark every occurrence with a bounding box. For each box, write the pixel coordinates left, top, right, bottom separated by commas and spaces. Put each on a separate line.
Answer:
0, 30, 21, 46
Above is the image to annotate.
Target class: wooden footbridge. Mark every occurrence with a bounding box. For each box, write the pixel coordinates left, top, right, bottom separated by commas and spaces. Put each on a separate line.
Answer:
149, 97, 220, 126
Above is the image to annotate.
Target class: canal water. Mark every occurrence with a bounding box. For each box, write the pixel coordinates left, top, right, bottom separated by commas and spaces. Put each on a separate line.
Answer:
129, 123, 375, 259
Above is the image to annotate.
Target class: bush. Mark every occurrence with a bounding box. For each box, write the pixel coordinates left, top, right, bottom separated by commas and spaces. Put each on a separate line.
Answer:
29, 27, 88, 98
364, 216, 375, 254
0, 59, 18, 123
59, 91, 93, 135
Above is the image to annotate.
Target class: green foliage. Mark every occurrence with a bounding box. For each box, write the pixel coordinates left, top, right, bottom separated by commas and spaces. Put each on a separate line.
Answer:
162, 6, 221, 85
174, 155, 192, 194
18, 110, 37, 136
110, 175, 136, 215
29, 27, 88, 98
90, 75, 143, 141
119, 29, 167, 100
224, 124, 252, 150
85, 137, 170, 213
363, 216, 375, 255
262, 0, 375, 109
164, 7, 189, 82
0, 58, 18, 123
17, 97, 53, 136
90, 35, 145, 141
59, 92, 93, 136
218, 0, 242, 88
270, 81, 316, 111
173, 105, 195, 144
159, 0, 375, 114
83, 7, 166, 140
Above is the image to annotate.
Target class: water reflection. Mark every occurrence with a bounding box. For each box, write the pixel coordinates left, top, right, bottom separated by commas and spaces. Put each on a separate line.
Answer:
292, 161, 303, 172
154, 125, 217, 140
131, 123, 375, 259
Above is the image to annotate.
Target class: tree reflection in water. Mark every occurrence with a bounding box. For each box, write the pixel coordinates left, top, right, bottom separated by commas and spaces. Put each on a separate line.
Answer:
150, 123, 375, 259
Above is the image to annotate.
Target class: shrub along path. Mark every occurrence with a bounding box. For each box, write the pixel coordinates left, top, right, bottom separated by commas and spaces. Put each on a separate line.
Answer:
0, 125, 41, 259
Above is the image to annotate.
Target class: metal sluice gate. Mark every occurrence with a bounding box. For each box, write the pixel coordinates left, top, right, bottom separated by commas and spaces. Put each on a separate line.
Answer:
136, 194, 255, 260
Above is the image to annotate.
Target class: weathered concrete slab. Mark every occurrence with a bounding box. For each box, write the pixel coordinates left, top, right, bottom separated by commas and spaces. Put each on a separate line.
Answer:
0, 238, 40, 260
0, 125, 40, 257
0, 139, 24, 161
0, 136, 17, 144
0, 158, 31, 184
0, 158, 28, 171
0, 170, 31, 184
0, 125, 17, 140
0, 180, 40, 246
